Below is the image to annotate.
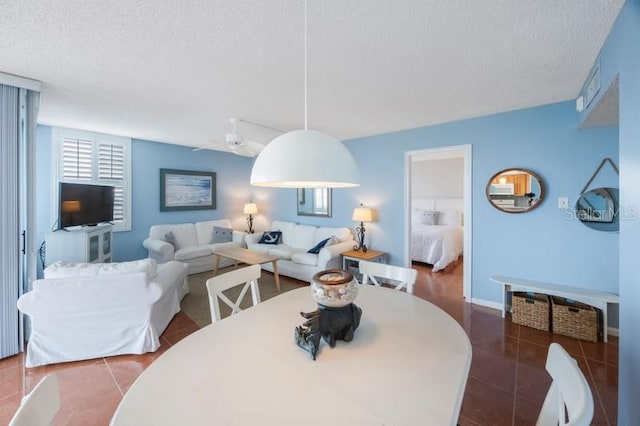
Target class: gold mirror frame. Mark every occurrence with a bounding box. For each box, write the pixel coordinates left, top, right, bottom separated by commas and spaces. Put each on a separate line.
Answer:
486, 168, 544, 213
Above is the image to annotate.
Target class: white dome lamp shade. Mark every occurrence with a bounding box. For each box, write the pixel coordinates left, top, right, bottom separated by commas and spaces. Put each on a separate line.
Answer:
250, 0, 360, 189
250, 130, 359, 188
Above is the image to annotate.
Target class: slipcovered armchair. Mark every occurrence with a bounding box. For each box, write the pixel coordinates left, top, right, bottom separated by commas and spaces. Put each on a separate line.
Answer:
17, 259, 188, 367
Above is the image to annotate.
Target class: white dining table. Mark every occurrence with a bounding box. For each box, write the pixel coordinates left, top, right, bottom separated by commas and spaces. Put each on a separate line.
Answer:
110, 285, 472, 426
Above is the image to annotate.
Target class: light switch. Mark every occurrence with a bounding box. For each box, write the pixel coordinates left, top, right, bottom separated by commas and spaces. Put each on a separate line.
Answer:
558, 197, 569, 209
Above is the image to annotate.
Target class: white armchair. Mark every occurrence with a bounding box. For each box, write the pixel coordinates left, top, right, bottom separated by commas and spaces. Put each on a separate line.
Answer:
17, 259, 188, 367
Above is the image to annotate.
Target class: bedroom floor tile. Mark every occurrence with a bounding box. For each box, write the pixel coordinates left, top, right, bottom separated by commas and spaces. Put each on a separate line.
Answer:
0, 262, 618, 425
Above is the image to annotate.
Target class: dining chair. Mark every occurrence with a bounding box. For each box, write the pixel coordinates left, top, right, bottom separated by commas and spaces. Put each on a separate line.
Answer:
9, 373, 61, 426
206, 264, 262, 323
535, 343, 594, 426
359, 260, 418, 294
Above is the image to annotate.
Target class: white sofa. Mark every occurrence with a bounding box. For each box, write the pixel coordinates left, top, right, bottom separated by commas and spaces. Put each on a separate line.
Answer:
17, 259, 188, 367
143, 219, 246, 274
245, 220, 355, 283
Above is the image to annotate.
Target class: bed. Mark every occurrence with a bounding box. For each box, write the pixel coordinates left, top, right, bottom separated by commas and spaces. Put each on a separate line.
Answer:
411, 223, 463, 271
411, 198, 464, 272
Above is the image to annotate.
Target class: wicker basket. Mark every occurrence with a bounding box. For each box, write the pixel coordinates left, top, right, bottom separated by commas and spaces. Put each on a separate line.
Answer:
511, 292, 550, 331
551, 296, 599, 342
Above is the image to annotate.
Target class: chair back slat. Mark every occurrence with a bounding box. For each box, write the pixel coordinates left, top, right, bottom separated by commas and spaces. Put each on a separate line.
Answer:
206, 264, 262, 323
535, 343, 594, 426
359, 261, 418, 294
9, 374, 61, 426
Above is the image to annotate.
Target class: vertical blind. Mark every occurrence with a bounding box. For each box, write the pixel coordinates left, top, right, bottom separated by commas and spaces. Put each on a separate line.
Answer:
0, 84, 20, 358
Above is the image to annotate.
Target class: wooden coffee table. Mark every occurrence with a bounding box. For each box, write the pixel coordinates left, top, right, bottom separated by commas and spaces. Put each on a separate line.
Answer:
212, 247, 281, 291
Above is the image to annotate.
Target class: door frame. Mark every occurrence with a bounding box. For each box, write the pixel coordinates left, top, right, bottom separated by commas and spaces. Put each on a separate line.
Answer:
404, 144, 472, 301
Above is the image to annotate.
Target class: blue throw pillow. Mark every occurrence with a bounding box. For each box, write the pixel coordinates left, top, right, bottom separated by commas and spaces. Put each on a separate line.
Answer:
307, 237, 331, 254
258, 231, 282, 245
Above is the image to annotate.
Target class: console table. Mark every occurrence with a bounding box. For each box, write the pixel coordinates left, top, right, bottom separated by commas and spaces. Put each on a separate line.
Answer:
491, 275, 620, 342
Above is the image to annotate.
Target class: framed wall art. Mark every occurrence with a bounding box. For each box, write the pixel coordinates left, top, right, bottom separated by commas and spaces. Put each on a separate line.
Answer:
160, 169, 216, 211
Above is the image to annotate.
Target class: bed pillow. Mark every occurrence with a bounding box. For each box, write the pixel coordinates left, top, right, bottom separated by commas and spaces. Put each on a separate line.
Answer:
211, 226, 233, 244
258, 231, 282, 245
411, 208, 424, 225
438, 210, 461, 226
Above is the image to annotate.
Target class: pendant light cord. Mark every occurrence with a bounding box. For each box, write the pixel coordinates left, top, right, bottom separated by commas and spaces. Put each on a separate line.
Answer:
304, 0, 308, 131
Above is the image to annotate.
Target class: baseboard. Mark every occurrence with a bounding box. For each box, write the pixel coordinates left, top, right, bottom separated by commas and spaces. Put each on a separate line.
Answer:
470, 298, 502, 311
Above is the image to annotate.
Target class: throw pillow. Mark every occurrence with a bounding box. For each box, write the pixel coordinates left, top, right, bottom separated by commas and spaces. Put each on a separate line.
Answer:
258, 231, 282, 245
164, 231, 178, 249
307, 237, 331, 254
423, 211, 439, 226
211, 226, 233, 244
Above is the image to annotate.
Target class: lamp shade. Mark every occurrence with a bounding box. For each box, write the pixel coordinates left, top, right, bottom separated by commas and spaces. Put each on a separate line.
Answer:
352, 206, 373, 222
250, 130, 360, 188
243, 203, 258, 215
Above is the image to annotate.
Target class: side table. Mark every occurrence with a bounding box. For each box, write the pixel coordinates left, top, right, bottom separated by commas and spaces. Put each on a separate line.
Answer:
342, 249, 386, 282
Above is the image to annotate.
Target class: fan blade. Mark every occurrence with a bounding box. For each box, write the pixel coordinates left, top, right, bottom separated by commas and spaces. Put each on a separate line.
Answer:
192, 141, 228, 152
245, 140, 265, 154
230, 144, 258, 157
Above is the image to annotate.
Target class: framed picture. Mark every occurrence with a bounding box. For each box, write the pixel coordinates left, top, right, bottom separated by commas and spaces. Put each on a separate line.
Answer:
160, 169, 216, 211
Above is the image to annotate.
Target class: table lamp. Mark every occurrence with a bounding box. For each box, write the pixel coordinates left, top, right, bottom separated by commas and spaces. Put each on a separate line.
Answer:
352, 204, 373, 252
243, 202, 258, 234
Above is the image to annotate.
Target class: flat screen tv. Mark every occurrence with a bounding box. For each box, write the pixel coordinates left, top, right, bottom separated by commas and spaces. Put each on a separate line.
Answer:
59, 183, 115, 229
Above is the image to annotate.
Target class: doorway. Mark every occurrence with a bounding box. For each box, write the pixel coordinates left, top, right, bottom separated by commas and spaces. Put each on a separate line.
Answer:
404, 145, 471, 301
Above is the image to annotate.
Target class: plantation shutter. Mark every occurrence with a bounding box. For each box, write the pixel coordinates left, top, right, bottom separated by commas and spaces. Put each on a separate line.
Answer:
57, 131, 131, 231
62, 138, 92, 180
98, 143, 125, 223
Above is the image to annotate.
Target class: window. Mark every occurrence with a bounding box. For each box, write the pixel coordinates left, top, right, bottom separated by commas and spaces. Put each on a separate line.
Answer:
53, 127, 131, 231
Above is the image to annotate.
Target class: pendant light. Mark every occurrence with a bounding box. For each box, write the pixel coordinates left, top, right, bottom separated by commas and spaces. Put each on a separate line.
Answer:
250, 0, 360, 188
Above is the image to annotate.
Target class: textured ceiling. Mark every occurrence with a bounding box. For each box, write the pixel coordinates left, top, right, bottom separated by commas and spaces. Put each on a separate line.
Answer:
0, 0, 624, 151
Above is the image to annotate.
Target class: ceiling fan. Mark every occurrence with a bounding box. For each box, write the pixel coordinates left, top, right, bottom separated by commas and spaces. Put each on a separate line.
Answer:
194, 118, 281, 157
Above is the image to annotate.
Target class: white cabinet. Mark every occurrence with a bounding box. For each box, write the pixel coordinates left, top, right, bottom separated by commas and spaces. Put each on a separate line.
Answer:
46, 224, 112, 265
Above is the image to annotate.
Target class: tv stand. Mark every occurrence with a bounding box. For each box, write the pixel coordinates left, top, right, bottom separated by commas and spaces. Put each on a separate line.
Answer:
45, 224, 112, 265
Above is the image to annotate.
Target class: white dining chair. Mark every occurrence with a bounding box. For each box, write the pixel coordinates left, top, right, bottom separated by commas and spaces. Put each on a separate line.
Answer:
535, 343, 594, 426
9, 373, 61, 426
359, 260, 418, 294
206, 264, 262, 323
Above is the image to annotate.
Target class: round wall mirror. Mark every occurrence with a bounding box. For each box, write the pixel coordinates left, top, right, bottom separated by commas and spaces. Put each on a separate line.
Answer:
486, 168, 544, 213
576, 187, 619, 232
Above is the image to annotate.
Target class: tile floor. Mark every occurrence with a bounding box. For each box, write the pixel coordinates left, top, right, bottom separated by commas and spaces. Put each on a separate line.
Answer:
0, 260, 618, 425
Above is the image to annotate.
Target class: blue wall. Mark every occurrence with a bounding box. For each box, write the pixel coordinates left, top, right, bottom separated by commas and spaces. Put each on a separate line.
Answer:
585, 1, 640, 423
35, 127, 254, 265
264, 101, 619, 304
37, 101, 618, 306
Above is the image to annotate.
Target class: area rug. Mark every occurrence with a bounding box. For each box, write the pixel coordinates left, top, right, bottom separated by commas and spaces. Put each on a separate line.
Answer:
181, 267, 308, 328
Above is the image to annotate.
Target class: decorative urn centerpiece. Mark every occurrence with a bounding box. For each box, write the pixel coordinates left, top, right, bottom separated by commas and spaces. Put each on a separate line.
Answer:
295, 269, 363, 360
310, 269, 359, 307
